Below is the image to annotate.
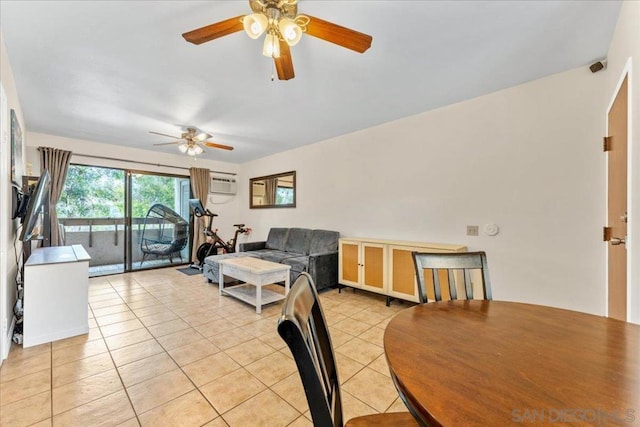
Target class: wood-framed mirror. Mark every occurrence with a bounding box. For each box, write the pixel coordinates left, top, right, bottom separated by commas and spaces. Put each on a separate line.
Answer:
250, 171, 296, 209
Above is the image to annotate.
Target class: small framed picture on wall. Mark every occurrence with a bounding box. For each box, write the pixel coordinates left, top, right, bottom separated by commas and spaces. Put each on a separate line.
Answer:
10, 109, 23, 184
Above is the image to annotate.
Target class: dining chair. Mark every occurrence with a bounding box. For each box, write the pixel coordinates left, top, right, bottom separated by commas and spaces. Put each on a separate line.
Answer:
278, 273, 418, 427
411, 251, 492, 303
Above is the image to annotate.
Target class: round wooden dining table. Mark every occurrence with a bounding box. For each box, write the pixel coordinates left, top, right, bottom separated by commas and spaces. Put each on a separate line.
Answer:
384, 300, 640, 427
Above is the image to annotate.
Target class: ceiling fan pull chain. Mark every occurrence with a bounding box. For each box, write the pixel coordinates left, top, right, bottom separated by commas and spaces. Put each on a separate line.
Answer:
271, 60, 275, 81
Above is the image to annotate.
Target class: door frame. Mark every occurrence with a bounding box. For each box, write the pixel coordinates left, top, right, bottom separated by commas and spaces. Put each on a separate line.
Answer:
0, 82, 9, 361
62, 163, 191, 275
125, 168, 191, 272
605, 57, 635, 322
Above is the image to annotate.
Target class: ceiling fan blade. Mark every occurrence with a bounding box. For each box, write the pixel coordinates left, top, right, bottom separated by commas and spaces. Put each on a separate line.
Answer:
153, 141, 182, 146
305, 15, 372, 53
275, 40, 295, 80
194, 132, 213, 142
149, 131, 181, 139
182, 15, 245, 45
203, 141, 234, 151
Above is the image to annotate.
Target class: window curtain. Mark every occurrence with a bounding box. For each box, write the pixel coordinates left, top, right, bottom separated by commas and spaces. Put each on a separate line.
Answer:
265, 177, 277, 205
39, 146, 72, 246
189, 167, 210, 263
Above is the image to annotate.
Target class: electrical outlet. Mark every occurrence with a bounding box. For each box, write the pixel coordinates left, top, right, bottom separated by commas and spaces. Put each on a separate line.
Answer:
1, 318, 7, 334
466, 225, 479, 236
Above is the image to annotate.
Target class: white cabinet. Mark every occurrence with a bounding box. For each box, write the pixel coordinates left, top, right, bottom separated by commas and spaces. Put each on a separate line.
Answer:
24, 245, 91, 347
339, 238, 466, 303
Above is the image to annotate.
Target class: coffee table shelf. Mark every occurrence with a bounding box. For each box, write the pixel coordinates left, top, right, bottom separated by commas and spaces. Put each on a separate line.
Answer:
222, 284, 286, 308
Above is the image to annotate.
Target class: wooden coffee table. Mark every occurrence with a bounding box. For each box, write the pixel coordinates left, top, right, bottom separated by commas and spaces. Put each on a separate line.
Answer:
218, 257, 291, 313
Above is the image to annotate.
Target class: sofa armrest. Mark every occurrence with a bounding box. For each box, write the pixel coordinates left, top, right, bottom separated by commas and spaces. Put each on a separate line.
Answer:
239, 241, 266, 252
308, 251, 338, 291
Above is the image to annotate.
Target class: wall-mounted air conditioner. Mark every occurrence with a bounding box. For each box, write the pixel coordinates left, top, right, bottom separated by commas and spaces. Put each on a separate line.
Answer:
210, 176, 237, 195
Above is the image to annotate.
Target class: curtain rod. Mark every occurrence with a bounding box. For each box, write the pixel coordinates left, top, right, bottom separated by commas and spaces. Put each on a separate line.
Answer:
70, 152, 237, 176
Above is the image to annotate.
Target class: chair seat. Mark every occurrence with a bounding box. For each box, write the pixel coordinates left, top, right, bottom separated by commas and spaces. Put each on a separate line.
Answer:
346, 412, 419, 426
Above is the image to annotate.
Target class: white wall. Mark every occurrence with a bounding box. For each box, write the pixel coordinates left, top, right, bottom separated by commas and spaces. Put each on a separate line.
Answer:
1, 31, 26, 362
25, 133, 246, 246
604, 0, 640, 323
239, 67, 606, 315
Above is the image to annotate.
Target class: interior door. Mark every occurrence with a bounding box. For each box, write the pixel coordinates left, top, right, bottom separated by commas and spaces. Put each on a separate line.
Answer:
606, 75, 628, 321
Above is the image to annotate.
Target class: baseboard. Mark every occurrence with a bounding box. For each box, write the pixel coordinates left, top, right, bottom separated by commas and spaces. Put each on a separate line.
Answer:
2, 316, 16, 361
23, 324, 88, 348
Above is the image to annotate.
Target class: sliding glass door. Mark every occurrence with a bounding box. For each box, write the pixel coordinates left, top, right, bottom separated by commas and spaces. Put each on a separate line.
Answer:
128, 171, 191, 271
58, 164, 191, 276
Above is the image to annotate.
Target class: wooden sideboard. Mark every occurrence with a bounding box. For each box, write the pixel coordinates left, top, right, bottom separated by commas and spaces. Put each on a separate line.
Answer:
338, 237, 466, 304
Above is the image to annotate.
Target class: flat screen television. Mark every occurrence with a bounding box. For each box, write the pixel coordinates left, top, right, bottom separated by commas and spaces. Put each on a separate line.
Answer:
19, 170, 51, 243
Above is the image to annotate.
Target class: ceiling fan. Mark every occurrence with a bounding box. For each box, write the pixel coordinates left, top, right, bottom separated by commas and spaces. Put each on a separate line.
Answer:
182, 0, 373, 80
150, 127, 233, 156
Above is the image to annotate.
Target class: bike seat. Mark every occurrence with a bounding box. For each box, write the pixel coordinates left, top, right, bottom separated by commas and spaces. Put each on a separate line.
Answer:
233, 224, 245, 227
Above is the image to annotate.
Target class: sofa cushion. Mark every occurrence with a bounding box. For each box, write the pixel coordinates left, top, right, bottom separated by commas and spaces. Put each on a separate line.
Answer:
245, 249, 284, 258
309, 230, 339, 254
265, 228, 289, 251
284, 228, 312, 255
282, 256, 309, 273
260, 251, 304, 263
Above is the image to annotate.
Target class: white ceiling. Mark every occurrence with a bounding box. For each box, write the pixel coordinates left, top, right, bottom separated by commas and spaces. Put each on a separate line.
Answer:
1, 1, 621, 164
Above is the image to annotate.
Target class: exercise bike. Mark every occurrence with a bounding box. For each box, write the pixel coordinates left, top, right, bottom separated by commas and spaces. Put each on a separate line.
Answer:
189, 199, 250, 268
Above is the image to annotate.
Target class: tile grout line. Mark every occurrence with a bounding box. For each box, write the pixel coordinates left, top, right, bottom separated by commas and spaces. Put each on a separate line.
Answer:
39, 278, 121, 420
28, 271, 400, 426
132, 278, 248, 424
114, 275, 221, 424
123, 275, 302, 423
94, 280, 142, 426
48, 300, 107, 421
112, 275, 180, 425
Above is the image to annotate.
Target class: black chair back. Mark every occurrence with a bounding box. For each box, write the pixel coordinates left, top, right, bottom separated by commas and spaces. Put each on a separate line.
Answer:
278, 273, 342, 427
412, 251, 492, 303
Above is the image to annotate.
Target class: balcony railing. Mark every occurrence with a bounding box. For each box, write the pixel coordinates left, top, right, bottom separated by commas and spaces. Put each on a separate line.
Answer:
58, 217, 189, 268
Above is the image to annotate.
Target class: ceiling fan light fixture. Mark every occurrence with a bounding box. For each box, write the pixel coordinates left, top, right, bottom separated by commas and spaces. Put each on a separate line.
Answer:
178, 143, 188, 153
262, 32, 280, 57
278, 18, 302, 46
187, 146, 197, 156
182, 0, 373, 81
194, 144, 204, 155
243, 13, 268, 39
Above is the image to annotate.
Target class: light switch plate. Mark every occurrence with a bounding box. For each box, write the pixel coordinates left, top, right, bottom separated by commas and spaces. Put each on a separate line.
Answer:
466, 225, 479, 236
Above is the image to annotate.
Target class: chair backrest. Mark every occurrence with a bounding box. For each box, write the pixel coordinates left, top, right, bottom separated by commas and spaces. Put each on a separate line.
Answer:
140, 204, 188, 245
412, 251, 492, 303
277, 273, 343, 427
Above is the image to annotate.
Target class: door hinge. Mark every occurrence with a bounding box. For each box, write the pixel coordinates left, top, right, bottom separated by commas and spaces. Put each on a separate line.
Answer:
603, 226, 612, 241
603, 136, 612, 152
